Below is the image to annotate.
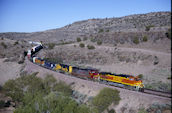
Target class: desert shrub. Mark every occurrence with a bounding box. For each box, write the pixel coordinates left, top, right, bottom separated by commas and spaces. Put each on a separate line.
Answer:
83, 37, 88, 41
143, 36, 148, 42
165, 28, 171, 39
76, 104, 97, 113
74, 45, 76, 47
87, 45, 95, 49
77, 37, 81, 42
167, 76, 171, 79
146, 103, 171, 113
153, 56, 159, 65
145, 25, 154, 31
1, 42, 7, 49
47, 43, 55, 49
0, 85, 2, 91
133, 37, 139, 44
145, 82, 171, 92
14, 41, 19, 45
97, 40, 102, 45
90, 38, 96, 42
43, 74, 57, 93
57, 41, 74, 45
92, 88, 120, 112
138, 108, 148, 113
18, 60, 24, 64
118, 56, 126, 62
108, 109, 116, 113
79, 43, 85, 48
3, 73, 96, 113
53, 81, 73, 96
3, 79, 24, 101
138, 74, 143, 79
23, 51, 27, 57
98, 29, 104, 33
106, 29, 110, 32
0, 100, 5, 108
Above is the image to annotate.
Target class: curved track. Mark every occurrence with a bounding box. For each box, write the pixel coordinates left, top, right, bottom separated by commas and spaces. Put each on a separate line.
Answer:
27, 42, 171, 99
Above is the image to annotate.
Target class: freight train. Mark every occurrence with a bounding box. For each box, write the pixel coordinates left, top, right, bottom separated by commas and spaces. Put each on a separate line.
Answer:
27, 42, 144, 92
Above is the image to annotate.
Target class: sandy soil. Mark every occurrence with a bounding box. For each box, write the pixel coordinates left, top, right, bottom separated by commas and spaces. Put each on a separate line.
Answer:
0, 58, 23, 85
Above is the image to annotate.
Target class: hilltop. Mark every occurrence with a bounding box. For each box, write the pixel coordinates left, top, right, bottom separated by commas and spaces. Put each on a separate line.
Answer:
0, 11, 170, 43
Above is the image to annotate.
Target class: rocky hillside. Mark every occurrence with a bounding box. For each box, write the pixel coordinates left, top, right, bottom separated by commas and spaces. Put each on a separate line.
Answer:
62, 11, 170, 33
0, 11, 170, 44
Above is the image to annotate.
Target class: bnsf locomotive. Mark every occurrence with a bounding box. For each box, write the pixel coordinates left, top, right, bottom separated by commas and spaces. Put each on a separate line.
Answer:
27, 43, 144, 92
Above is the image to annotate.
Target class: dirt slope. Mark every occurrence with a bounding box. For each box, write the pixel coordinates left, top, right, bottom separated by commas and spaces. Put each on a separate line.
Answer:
0, 58, 23, 85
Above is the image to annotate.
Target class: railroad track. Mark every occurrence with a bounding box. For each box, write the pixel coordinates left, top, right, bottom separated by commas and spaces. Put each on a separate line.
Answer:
27, 41, 172, 99
29, 59, 172, 99
143, 88, 171, 98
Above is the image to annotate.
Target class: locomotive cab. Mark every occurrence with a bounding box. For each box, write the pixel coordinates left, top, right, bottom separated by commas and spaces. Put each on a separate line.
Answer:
134, 79, 144, 92
128, 76, 144, 92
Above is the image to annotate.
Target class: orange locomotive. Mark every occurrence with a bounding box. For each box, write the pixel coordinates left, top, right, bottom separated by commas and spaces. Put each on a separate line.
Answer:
90, 72, 144, 91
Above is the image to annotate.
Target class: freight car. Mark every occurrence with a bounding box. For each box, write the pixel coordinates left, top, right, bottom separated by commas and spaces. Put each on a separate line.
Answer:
31, 45, 43, 56
44, 61, 56, 70
33, 57, 44, 66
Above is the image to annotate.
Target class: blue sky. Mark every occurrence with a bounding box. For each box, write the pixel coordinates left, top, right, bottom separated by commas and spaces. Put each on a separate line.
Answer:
0, 0, 171, 33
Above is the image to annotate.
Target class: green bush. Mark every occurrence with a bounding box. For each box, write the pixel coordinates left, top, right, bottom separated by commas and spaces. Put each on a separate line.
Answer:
43, 74, 57, 93
138, 108, 148, 113
77, 37, 81, 42
108, 109, 116, 113
14, 41, 19, 45
138, 74, 143, 79
1, 42, 7, 49
47, 43, 56, 49
97, 40, 102, 45
18, 60, 24, 64
165, 28, 171, 39
133, 37, 139, 44
90, 38, 96, 42
145, 25, 154, 31
83, 37, 88, 41
143, 36, 148, 42
98, 29, 104, 33
167, 76, 171, 79
53, 81, 73, 96
57, 41, 74, 45
106, 29, 110, 32
3, 79, 24, 101
3, 73, 96, 113
87, 45, 95, 49
92, 88, 120, 112
145, 82, 171, 92
79, 43, 85, 48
